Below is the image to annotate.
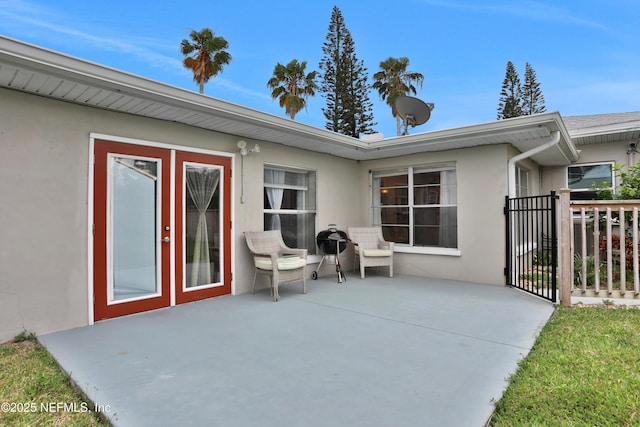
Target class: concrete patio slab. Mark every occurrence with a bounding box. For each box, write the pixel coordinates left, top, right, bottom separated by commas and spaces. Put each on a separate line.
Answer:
39, 275, 555, 427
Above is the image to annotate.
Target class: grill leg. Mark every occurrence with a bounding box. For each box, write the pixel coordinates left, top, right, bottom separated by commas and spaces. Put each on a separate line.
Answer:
336, 251, 346, 283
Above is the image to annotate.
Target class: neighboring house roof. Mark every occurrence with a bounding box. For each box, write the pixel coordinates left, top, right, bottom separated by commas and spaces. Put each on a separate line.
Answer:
0, 36, 578, 164
564, 112, 640, 146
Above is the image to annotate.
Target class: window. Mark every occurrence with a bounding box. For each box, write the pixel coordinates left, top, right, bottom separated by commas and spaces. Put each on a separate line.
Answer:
372, 164, 457, 249
567, 163, 614, 200
515, 166, 529, 197
264, 166, 317, 254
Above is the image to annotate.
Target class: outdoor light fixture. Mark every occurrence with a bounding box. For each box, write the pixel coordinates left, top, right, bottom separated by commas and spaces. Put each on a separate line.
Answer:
237, 139, 260, 156
626, 141, 639, 166
237, 140, 261, 204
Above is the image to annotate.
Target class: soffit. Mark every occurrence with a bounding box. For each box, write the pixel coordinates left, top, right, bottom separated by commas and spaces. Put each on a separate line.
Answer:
0, 36, 577, 164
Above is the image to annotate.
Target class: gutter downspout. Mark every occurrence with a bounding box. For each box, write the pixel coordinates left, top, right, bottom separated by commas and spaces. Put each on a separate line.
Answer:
508, 130, 561, 198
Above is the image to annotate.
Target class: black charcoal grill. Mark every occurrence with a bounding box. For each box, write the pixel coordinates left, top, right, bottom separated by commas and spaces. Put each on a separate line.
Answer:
312, 224, 348, 283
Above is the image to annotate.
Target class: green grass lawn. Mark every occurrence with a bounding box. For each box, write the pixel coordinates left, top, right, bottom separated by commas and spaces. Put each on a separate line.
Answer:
489, 305, 640, 426
0, 332, 107, 426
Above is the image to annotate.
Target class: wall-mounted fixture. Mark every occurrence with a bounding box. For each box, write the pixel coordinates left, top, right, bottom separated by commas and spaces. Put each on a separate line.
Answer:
627, 141, 639, 166
237, 139, 260, 156
237, 140, 261, 204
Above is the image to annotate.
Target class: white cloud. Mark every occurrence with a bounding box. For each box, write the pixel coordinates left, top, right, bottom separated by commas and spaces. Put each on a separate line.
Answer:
1, 1, 181, 71
0, 0, 270, 102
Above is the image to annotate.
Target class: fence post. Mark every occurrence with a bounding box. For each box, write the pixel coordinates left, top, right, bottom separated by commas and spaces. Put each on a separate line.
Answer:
559, 189, 572, 306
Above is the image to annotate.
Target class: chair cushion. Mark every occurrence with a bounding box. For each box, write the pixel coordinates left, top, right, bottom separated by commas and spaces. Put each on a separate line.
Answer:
362, 249, 392, 257
255, 256, 306, 271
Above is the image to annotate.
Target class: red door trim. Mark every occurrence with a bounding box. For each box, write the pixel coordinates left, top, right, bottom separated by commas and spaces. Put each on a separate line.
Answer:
93, 140, 171, 320
93, 139, 232, 321
175, 151, 232, 304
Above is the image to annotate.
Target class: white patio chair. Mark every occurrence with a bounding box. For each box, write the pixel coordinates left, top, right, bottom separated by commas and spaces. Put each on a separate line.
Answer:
347, 227, 394, 279
244, 230, 307, 301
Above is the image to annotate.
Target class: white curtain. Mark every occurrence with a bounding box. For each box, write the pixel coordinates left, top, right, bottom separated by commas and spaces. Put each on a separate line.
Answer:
265, 169, 285, 230
186, 167, 220, 287
372, 172, 382, 225
439, 169, 457, 247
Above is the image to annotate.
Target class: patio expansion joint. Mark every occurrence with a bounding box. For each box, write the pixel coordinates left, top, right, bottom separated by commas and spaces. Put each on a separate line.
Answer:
297, 298, 531, 351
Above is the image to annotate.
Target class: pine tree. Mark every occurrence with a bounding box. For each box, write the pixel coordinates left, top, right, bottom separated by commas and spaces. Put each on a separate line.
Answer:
339, 32, 376, 136
319, 6, 342, 133
497, 61, 523, 120
522, 62, 546, 115
319, 6, 376, 136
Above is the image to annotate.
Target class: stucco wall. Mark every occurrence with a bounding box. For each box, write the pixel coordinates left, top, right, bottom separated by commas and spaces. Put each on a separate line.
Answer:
0, 88, 360, 342
229, 134, 361, 292
507, 145, 542, 196
541, 140, 630, 194
1, 90, 93, 342
1, 86, 539, 342
357, 144, 511, 286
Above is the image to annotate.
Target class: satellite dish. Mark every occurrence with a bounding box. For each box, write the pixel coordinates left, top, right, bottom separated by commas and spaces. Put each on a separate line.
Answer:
394, 96, 435, 135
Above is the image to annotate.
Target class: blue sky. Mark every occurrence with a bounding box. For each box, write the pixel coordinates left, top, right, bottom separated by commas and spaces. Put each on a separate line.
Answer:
1, 0, 639, 137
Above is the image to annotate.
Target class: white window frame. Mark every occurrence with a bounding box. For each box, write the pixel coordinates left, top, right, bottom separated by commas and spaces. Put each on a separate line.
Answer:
371, 163, 460, 256
515, 165, 530, 198
263, 164, 317, 258
567, 162, 615, 199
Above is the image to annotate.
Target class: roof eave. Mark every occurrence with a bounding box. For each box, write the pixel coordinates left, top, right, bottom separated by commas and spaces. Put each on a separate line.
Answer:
0, 36, 579, 164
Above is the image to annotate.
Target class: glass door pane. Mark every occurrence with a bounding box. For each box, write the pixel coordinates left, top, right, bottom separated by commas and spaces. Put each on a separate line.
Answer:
109, 156, 161, 301
184, 163, 221, 288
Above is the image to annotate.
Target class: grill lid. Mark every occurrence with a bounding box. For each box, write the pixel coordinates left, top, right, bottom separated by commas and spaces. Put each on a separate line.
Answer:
316, 225, 348, 254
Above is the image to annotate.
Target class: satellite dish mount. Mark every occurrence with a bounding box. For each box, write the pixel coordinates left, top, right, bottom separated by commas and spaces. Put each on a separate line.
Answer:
394, 96, 435, 135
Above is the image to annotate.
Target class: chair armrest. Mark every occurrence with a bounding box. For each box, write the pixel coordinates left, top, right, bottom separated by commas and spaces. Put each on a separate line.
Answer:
251, 249, 307, 259
378, 241, 395, 252
269, 250, 307, 273
252, 251, 277, 257
281, 248, 307, 259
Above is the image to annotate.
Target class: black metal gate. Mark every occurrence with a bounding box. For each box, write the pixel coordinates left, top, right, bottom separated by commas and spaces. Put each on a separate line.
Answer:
505, 191, 558, 302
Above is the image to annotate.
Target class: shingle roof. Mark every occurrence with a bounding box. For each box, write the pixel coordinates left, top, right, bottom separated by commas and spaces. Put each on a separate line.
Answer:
564, 111, 640, 132
562, 112, 640, 145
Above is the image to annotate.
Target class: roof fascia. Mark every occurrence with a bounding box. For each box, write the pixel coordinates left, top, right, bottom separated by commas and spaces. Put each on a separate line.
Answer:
568, 121, 640, 139
371, 112, 579, 162
0, 36, 362, 145
0, 36, 579, 163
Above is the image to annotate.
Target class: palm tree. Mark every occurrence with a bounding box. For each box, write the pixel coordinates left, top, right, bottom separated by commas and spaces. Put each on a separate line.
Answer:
267, 59, 319, 120
180, 28, 231, 94
372, 57, 424, 136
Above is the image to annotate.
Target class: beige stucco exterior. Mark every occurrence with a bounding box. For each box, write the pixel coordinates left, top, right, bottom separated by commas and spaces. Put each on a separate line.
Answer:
358, 144, 512, 285
1, 85, 527, 343
2, 89, 93, 341
0, 37, 592, 342
4, 36, 638, 345
0, 87, 363, 342
541, 140, 630, 195
0, 75, 588, 343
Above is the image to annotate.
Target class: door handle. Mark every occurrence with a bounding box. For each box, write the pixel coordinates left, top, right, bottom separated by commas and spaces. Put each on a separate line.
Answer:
162, 236, 171, 243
